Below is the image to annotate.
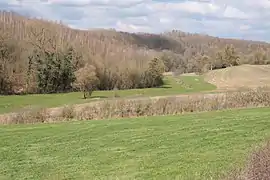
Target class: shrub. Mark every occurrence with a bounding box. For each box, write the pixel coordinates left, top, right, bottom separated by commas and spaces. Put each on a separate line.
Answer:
11, 107, 48, 124
74, 64, 100, 99
2, 87, 270, 124
61, 105, 75, 120
224, 141, 270, 180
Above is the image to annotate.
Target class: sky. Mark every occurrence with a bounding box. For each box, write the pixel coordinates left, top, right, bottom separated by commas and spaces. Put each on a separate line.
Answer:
1, 0, 270, 42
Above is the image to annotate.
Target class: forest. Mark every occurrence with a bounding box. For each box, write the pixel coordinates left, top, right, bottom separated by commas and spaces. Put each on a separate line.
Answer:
1, 11, 270, 95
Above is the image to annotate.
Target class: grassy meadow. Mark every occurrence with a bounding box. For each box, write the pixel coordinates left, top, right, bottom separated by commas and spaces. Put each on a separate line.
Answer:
1, 107, 270, 180
0, 75, 216, 114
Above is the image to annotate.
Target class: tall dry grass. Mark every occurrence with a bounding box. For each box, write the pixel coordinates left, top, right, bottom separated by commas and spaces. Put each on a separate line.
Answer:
1, 87, 270, 124
224, 141, 270, 180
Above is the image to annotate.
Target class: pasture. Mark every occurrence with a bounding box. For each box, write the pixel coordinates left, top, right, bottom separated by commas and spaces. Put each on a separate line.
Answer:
0, 75, 215, 114
1, 108, 270, 180
2, 65, 270, 179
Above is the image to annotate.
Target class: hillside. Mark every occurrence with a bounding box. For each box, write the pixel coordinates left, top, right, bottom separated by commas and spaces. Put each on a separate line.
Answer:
164, 30, 270, 52
204, 64, 270, 90
1, 11, 270, 95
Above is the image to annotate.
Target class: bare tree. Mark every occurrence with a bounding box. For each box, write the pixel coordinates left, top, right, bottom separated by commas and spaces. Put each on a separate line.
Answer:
74, 64, 100, 99
0, 11, 270, 95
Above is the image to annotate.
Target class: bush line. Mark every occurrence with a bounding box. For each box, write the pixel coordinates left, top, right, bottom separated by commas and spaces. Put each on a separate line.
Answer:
0, 87, 270, 124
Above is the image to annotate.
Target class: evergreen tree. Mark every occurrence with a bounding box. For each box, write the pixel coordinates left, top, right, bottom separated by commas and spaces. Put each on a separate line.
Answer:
145, 57, 165, 87
35, 47, 76, 93
60, 47, 76, 91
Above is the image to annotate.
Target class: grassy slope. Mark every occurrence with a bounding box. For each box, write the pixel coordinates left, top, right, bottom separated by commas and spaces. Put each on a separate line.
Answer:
0, 76, 215, 114
1, 108, 270, 180
204, 64, 270, 90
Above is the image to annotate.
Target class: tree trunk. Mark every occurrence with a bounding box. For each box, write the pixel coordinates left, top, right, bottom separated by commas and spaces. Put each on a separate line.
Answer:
83, 91, 86, 99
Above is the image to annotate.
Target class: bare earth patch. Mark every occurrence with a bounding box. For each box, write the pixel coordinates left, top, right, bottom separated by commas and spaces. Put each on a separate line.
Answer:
204, 65, 270, 90
181, 72, 199, 76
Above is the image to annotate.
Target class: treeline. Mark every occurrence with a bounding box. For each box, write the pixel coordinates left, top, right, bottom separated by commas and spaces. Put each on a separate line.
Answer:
159, 44, 270, 74
0, 27, 165, 95
1, 11, 270, 95
160, 30, 270, 73
0, 11, 166, 95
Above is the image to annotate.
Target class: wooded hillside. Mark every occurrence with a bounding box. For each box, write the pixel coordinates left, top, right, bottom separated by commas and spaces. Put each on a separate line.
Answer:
1, 11, 269, 95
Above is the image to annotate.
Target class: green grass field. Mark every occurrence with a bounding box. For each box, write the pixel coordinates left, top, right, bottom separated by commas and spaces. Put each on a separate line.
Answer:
0, 76, 216, 114
1, 108, 270, 180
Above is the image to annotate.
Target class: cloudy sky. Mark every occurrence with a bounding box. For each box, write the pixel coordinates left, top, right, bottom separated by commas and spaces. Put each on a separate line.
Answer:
1, 0, 270, 41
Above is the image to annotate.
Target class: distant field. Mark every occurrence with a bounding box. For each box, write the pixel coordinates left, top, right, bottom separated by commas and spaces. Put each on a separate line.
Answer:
1, 108, 270, 180
0, 76, 215, 114
205, 64, 270, 90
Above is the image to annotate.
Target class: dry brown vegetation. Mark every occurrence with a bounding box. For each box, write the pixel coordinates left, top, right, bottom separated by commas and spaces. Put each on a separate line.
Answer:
0, 11, 164, 95
1, 87, 270, 124
1, 11, 270, 95
204, 64, 270, 90
224, 141, 270, 180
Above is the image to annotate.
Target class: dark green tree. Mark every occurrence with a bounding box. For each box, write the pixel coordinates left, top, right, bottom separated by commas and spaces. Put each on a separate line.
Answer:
223, 45, 240, 67
145, 57, 165, 87
60, 47, 76, 91
35, 47, 76, 93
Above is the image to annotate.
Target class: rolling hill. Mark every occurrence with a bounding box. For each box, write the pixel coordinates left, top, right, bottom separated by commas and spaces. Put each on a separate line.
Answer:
1, 10, 270, 95
204, 64, 270, 90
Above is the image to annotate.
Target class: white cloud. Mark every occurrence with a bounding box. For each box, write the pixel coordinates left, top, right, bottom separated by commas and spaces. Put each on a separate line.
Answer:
0, 0, 269, 41
48, 0, 147, 7
245, 0, 270, 9
239, 24, 251, 31
116, 20, 151, 32
223, 6, 249, 19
